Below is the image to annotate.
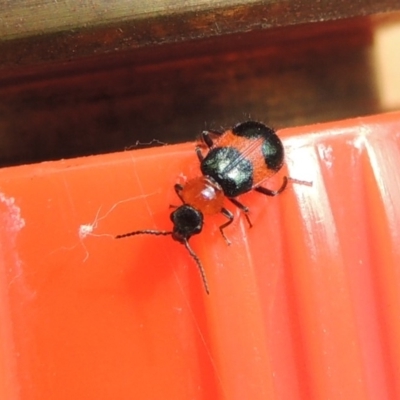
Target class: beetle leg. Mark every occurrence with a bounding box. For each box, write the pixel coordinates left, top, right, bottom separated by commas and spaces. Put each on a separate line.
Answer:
201, 129, 223, 148
228, 198, 252, 228
219, 207, 235, 245
255, 176, 288, 196
196, 129, 224, 162
195, 146, 205, 162
174, 183, 185, 203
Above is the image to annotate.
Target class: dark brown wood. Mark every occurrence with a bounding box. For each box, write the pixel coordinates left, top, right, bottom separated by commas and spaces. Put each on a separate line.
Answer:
0, 2, 399, 167
1, 0, 400, 68
0, 15, 390, 167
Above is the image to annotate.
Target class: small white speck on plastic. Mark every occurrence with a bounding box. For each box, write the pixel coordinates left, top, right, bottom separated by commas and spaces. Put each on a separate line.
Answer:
0, 192, 25, 233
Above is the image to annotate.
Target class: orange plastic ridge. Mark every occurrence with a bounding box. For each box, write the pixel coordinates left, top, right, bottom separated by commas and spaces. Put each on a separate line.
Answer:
0, 111, 400, 399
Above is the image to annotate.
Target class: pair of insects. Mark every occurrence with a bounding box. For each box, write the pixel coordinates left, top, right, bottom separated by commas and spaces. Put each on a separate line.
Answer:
116, 121, 290, 294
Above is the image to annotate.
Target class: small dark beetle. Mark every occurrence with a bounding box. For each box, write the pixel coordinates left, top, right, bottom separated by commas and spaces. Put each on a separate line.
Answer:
116, 121, 288, 294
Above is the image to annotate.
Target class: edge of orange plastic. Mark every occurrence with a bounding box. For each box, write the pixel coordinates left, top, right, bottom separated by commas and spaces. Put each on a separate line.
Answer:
1, 111, 400, 399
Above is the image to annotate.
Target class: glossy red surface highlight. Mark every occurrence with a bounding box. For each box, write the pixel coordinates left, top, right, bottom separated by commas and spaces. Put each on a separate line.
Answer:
1, 112, 400, 399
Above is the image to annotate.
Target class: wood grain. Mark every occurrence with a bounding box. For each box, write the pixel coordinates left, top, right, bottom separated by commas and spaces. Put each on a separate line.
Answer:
1, 0, 400, 67
0, 3, 399, 167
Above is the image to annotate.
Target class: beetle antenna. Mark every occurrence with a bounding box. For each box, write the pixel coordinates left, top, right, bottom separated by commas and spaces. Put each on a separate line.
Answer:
115, 230, 172, 239
183, 240, 210, 295
115, 230, 210, 294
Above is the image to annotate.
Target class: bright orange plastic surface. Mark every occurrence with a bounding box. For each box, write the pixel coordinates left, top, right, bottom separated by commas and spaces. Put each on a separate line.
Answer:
1, 112, 400, 399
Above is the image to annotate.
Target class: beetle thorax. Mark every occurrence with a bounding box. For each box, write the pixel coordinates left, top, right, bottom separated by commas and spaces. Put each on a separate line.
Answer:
180, 176, 224, 215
